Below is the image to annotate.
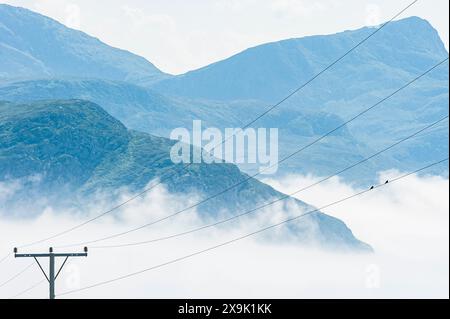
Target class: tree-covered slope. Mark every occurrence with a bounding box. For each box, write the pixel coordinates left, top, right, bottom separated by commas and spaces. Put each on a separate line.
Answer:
0, 99, 371, 251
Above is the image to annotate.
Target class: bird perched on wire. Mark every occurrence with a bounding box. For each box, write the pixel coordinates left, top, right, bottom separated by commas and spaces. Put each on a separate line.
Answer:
385, 180, 389, 184
370, 186, 374, 190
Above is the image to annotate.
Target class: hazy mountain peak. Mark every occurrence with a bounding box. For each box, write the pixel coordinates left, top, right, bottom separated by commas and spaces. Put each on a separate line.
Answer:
0, 3, 171, 85
152, 16, 447, 102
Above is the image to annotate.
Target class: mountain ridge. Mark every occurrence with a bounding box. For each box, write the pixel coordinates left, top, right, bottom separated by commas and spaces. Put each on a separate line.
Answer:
0, 3, 171, 85
151, 16, 447, 101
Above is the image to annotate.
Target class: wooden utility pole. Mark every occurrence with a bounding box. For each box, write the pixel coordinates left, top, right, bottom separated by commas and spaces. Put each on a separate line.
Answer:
14, 247, 88, 299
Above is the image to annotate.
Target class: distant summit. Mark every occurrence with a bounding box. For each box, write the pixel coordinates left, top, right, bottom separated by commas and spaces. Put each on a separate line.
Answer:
0, 4, 171, 85
152, 16, 447, 101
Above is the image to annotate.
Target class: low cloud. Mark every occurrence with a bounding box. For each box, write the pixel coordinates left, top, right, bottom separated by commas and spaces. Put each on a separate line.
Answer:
0, 171, 448, 299
0, 175, 42, 202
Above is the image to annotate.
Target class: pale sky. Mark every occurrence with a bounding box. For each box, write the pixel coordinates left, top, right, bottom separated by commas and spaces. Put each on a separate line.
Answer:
1, 0, 449, 75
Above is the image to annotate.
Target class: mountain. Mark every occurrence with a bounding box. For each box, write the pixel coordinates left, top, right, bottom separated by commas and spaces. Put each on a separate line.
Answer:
0, 4, 170, 85
151, 16, 449, 179
0, 7, 447, 182
0, 78, 244, 134
0, 99, 371, 251
0, 78, 385, 182
152, 17, 447, 102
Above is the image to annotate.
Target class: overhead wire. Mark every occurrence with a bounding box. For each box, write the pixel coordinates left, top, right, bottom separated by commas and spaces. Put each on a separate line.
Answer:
85, 115, 449, 249
54, 57, 449, 249
14, 0, 420, 249
56, 158, 449, 297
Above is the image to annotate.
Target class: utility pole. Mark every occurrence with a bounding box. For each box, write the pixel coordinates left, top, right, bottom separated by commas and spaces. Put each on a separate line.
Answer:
14, 247, 88, 299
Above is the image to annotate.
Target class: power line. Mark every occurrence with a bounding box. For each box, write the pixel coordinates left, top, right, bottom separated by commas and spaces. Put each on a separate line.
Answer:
85, 115, 448, 249
0, 262, 34, 289
0, 252, 11, 266
56, 158, 449, 297
55, 57, 449, 249
7, 114, 447, 295
9, 257, 74, 299
9, 279, 45, 299
7, 96, 447, 296
15, 0, 419, 249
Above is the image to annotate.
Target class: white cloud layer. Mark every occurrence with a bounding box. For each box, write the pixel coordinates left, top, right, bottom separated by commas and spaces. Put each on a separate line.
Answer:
0, 171, 448, 299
